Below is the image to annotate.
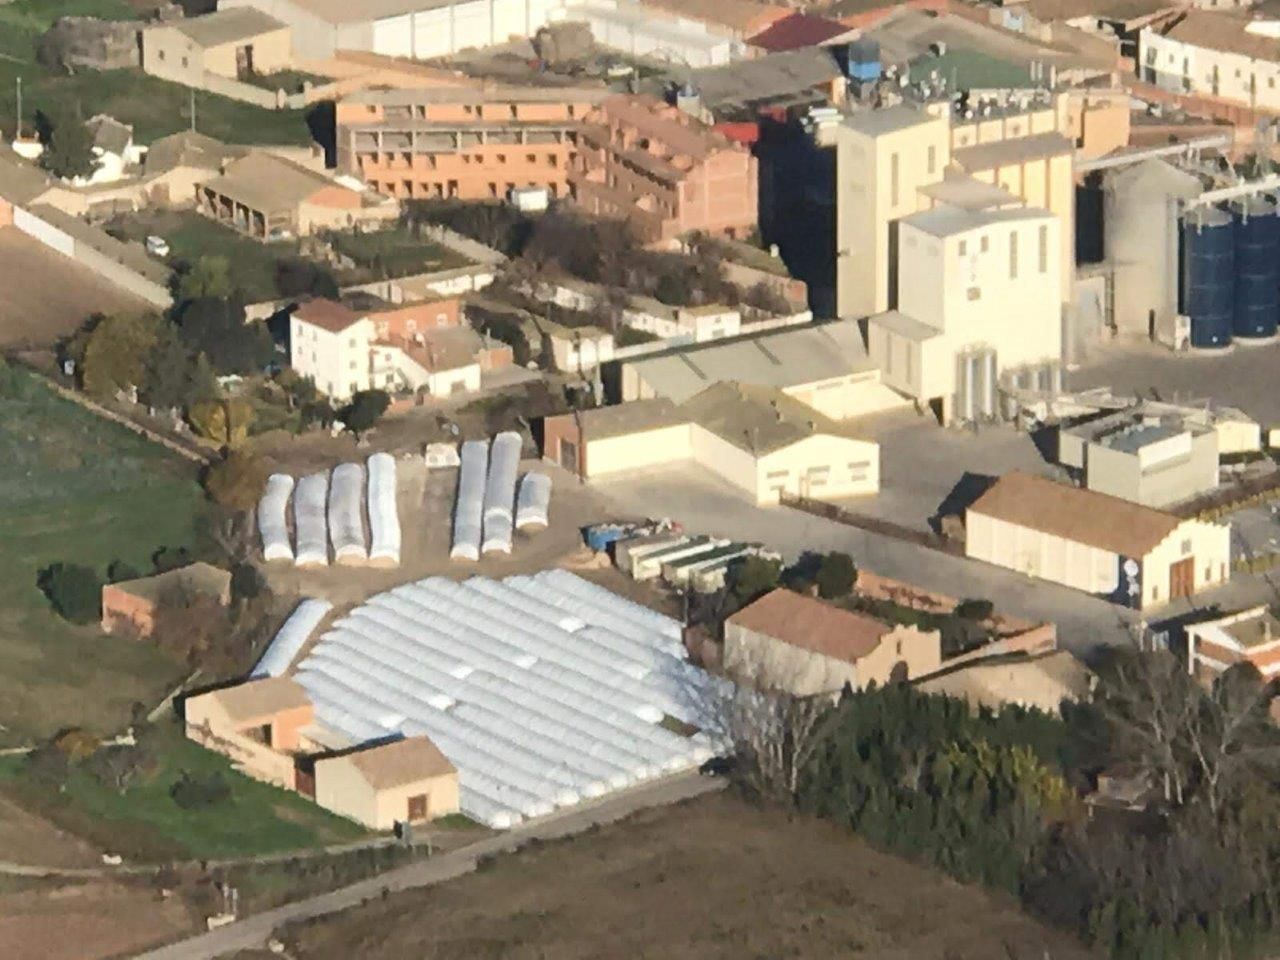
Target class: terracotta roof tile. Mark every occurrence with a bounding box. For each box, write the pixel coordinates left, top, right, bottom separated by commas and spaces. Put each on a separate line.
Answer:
728, 589, 890, 664
294, 298, 364, 333
344, 736, 456, 788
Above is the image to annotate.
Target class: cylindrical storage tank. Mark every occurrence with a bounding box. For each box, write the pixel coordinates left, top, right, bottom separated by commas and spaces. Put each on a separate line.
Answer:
1232, 197, 1279, 340
1182, 207, 1234, 349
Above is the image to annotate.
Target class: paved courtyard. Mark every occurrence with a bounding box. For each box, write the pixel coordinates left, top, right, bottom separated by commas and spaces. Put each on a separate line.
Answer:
1072, 339, 1280, 426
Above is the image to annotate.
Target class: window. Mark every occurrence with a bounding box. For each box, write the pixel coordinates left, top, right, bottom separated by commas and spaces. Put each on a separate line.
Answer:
181, 56, 188, 68
349, 338, 357, 348
158, 50, 165, 61
1009, 230, 1018, 279
526, 153, 536, 163
967, 286, 981, 300
766, 469, 789, 479
349, 360, 357, 370
890, 152, 900, 206
958, 239, 967, 256
848, 460, 871, 479
980, 235, 989, 253
1038, 224, 1048, 273
927, 145, 936, 175
509, 104, 518, 119
1181, 538, 1192, 554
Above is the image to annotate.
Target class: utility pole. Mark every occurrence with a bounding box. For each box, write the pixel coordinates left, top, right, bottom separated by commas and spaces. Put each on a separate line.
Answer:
190, 88, 196, 133
15, 76, 22, 139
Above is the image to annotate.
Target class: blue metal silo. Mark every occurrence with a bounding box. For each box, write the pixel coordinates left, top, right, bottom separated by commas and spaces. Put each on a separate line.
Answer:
1182, 206, 1234, 349
1233, 196, 1280, 340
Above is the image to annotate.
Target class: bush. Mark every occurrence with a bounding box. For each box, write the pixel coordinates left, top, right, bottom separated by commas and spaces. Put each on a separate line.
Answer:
52, 727, 100, 761
204, 452, 269, 511
340, 389, 391, 438
954, 598, 994, 621
231, 562, 265, 603
37, 562, 103, 624
815, 552, 856, 600
170, 770, 232, 809
107, 559, 142, 583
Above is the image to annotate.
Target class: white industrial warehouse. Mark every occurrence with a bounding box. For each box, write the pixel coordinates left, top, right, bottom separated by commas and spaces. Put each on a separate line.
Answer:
187, 570, 721, 830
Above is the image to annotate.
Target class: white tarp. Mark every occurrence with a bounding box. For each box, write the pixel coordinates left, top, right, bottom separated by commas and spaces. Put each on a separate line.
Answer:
425, 442, 461, 468
251, 598, 332, 678
294, 472, 330, 567
258, 473, 295, 562
515, 472, 551, 531
482, 431, 521, 554
328, 462, 367, 564
451, 440, 488, 561
366, 453, 400, 567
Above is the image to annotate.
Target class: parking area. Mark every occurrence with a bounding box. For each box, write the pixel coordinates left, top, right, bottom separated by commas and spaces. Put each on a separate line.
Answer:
1072, 340, 1280, 427
845, 411, 1057, 531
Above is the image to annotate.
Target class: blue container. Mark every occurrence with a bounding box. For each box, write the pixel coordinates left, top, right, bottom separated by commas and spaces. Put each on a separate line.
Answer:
1182, 207, 1234, 349
847, 39, 881, 83
1233, 197, 1280, 339
584, 523, 630, 553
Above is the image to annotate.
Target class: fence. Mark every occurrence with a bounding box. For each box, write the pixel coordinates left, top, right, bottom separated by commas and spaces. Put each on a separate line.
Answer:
780, 492, 964, 556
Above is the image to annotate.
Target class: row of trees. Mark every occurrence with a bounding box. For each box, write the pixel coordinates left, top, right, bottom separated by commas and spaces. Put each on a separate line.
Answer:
732, 649, 1280, 959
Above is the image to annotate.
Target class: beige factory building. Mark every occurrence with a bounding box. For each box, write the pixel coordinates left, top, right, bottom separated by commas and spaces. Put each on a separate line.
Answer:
834, 96, 1072, 319
142, 8, 292, 86
542, 382, 880, 504
1058, 408, 1220, 508
965, 471, 1230, 611
724, 588, 942, 696
867, 204, 1062, 425
618, 318, 910, 421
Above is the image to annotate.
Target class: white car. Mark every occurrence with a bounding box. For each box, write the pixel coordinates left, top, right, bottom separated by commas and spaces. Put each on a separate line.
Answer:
145, 235, 170, 258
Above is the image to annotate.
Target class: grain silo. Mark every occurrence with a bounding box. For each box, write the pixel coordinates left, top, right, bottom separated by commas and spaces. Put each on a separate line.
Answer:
1231, 196, 1279, 341
1181, 205, 1234, 350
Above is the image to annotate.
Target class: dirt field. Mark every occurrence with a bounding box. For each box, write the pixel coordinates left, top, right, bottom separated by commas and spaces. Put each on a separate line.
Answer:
0, 878, 192, 960
0, 228, 151, 350
271, 792, 1097, 960
261, 457, 633, 609
0, 795, 100, 868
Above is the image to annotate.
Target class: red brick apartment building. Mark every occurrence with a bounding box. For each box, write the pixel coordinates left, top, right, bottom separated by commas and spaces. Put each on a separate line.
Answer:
335, 86, 605, 202
568, 95, 759, 243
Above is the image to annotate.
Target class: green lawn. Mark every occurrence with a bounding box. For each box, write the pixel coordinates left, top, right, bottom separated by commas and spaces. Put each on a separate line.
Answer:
0, 366, 206, 745
0, 0, 313, 146
109, 210, 301, 303
330, 227, 470, 281
0, 721, 366, 861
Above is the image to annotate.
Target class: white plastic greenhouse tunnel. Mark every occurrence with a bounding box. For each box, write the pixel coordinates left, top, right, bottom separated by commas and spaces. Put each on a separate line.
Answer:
481, 431, 521, 555
258, 473, 295, 562
251, 598, 333, 678
290, 570, 720, 829
515, 472, 551, 531
328, 463, 368, 565
366, 453, 400, 568
294, 472, 330, 568
451, 439, 488, 561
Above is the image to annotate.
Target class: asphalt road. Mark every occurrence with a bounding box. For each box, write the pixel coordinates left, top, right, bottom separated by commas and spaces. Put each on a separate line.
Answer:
134, 770, 725, 960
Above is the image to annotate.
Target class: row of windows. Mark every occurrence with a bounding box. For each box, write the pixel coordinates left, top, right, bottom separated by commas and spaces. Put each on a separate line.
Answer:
887, 146, 938, 207
956, 225, 1050, 278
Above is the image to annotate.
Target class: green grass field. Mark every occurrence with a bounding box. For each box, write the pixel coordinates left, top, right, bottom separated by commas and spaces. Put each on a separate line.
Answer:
0, 0, 313, 146
0, 366, 206, 745
329, 227, 469, 281
110, 209, 300, 303
0, 721, 367, 861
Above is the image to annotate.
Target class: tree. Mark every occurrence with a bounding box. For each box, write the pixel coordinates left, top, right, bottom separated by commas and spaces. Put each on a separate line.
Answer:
141, 322, 193, 411
728, 555, 781, 605
177, 298, 274, 374
175, 256, 233, 303
34, 106, 93, 180
80, 312, 162, 398
231, 562, 265, 603
106, 559, 141, 583
203, 451, 268, 511
152, 545, 193, 574
954, 598, 994, 621
189, 398, 255, 446
300, 399, 336, 432
274, 258, 339, 299
815, 552, 856, 600
184, 352, 220, 407
340, 389, 390, 438
37, 563, 102, 624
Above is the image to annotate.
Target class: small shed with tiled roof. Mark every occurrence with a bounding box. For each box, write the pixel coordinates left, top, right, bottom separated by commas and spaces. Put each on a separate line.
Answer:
313, 736, 460, 829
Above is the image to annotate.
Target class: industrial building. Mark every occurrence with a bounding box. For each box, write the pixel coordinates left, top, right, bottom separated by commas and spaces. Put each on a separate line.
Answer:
568, 95, 759, 244
724, 588, 942, 696
617, 317, 910, 420
1058, 407, 1219, 508
1139, 10, 1280, 113
832, 91, 1074, 319
866, 203, 1062, 425
221, 0, 560, 61
141, 8, 292, 86
188, 571, 720, 829
1185, 605, 1280, 683
335, 86, 604, 202
965, 471, 1231, 611
542, 382, 881, 503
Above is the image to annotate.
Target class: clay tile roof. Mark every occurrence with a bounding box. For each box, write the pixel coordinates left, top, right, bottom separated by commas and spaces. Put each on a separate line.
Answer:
967, 471, 1184, 557
1162, 11, 1278, 61
345, 736, 456, 789
293, 298, 363, 333
211, 676, 311, 724
728, 589, 891, 664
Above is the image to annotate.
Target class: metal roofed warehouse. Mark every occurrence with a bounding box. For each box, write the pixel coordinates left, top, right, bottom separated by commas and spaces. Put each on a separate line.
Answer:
290, 570, 723, 828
